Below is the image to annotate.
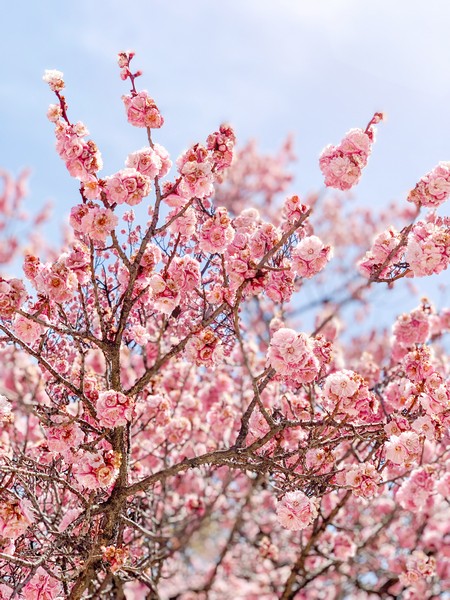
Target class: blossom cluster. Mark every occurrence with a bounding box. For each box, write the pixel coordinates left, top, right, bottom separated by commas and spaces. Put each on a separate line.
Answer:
267, 327, 331, 385
319, 113, 383, 190
276, 490, 319, 530
407, 161, 450, 208
291, 234, 332, 278
53, 118, 103, 182
406, 214, 450, 277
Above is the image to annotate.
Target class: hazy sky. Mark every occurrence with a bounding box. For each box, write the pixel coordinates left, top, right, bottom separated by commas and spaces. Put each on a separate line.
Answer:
1, 0, 450, 309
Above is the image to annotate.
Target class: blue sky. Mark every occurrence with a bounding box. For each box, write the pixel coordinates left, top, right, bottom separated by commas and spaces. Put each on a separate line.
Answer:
1, 0, 450, 311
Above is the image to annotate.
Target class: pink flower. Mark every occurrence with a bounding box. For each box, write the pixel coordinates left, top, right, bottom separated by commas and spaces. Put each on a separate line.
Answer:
206, 123, 236, 173
319, 115, 382, 190
104, 168, 151, 206
80, 206, 118, 242
149, 273, 180, 315
282, 195, 310, 224
22, 567, 63, 600
96, 390, 135, 429
34, 255, 78, 303
165, 416, 192, 445
0, 395, 12, 423
407, 162, 450, 208
292, 235, 332, 279
345, 463, 381, 498
126, 144, 172, 179
400, 550, 436, 587
46, 422, 84, 456
54, 122, 103, 180
0, 496, 34, 541
267, 327, 322, 385
177, 144, 214, 199
392, 304, 431, 346
14, 314, 43, 344
385, 431, 421, 466
358, 226, 404, 280
168, 256, 201, 293
322, 370, 377, 422
199, 208, 235, 254
43, 69, 65, 92
397, 467, 435, 511
0, 277, 26, 318
406, 217, 450, 277
265, 264, 295, 303
185, 328, 223, 367
137, 243, 162, 276
122, 90, 164, 129
82, 176, 102, 200
276, 490, 318, 531
73, 449, 121, 490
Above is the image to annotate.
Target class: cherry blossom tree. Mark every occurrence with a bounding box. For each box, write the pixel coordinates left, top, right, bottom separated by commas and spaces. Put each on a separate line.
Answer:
0, 52, 449, 599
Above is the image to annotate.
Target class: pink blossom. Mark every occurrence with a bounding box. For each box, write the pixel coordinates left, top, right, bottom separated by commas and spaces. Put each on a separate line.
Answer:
402, 346, 435, 384
126, 143, 172, 179
137, 243, 162, 276
14, 314, 43, 344
0, 395, 12, 423
435, 472, 450, 497
73, 449, 121, 489
46, 422, 84, 456
167, 205, 197, 240
276, 490, 318, 530
82, 176, 102, 200
165, 416, 192, 445
400, 550, 436, 587
96, 390, 135, 429
406, 217, 450, 277
411, 415, 435, 440
104, 168, 151, 206
0, 277, 26, 318
385, 431, 421, 466
392, 304, 431, 346
80, 206, 118, 242
102, 545, 129, 574
122, 90, 164, 129
185, 328, 223, 367
419, 383, 449, 416
199, 207, 235, 254
0, 496, 34, 541
22, 567, 63, 600
65, 241, 91, 284
206, 123, 236, 174
345, 462, 381, 498
34, 255, 78, 303
54, 121, 103, 180
305, 447, 335, 475
292, 235, 332, 279
322, 370, 377, 422
177, 144, 214, 199
144, 394, 172, 426
358, 226, 404, 279
407, 162, 450, 208
47, 103, 62, 122
267, 327, 322, 384
168, 256, 201, 293
397, 467, 435, 512
282, 194, 310, 224
265, 264, 295, 303
149, 273, 180, 315
43, 69, 65, 92
319, 115, 382, 190
332, 532, 357, 560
